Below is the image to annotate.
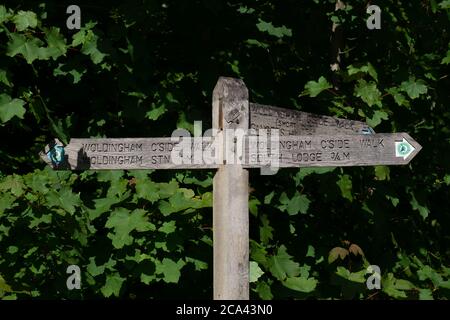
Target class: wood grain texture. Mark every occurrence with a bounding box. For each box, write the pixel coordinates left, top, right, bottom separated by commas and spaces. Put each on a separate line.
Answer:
244, 132, 422, 168
39, 132, 422, 170
212, 77, 249, 300
39, 137, 220, 170
249, 102, 374, 135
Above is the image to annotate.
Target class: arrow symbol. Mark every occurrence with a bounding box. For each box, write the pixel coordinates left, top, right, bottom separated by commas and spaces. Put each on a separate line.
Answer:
395, 138, 415, 160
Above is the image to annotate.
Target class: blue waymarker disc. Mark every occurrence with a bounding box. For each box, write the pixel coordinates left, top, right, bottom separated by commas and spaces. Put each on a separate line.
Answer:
47, 145, 65, 165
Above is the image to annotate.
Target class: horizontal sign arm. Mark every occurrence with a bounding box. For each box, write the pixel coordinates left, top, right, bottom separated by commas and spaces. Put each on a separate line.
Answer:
40, 132, 421, 170
249, 103, 375, 135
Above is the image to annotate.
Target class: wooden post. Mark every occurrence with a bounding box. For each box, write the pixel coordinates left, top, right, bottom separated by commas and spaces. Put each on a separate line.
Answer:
212, 77, 250, 300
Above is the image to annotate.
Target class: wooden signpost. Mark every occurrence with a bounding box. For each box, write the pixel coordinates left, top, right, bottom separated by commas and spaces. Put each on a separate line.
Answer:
39, 77, 422, 300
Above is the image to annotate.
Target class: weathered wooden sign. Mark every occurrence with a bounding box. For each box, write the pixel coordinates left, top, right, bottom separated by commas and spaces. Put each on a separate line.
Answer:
40, 133, 420, 170
39, 77, 422, 301
249, 102, 374, 135
39, 137, 220, 170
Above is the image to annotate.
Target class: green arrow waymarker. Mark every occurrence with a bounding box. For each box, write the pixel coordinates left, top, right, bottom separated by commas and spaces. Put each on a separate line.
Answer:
395, 138, 415, 160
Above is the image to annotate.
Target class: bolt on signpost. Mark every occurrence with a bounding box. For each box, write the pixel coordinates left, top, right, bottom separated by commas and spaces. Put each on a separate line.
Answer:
40, 77, 422, 300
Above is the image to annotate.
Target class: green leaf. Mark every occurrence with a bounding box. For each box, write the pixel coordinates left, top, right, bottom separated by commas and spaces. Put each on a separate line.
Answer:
157, 180, 179, 198
57, 186, 82, 212
29, 213, 52, 229
264, 191, 275, 204
245, 39, 269, 49
87, 197, 122, 220
45, 187, 81, 215
140, 273, 156, 285
0, 69, 12, 87
135, 179, 159, 203
395, 279, 415, 290
256, 19, 292, 38
53, 61, 87, 84
259, 214, 273, 244
286, 192, 310, 215
256, 281, 273, 300
228, 59, 241, 76
409, 193, 429, 220
283, 276, 317, 293
176, 111, 194, 133
0, 94, 26, 123
250, 261, 264, 283
7, 34, 44, 64
159, 188, 210, 215
302, 76, 332, 97
156, 258, 185, 284
108, 180, 128, 198
182, 176, 212, 188
337, 174, 353, 201
97, 170, 124, 182
105, 208, 155, 249
72, 27, 106, 64
12, 11, 37, 31
400, 78, 428, 99
419, 288, 434, 300
386, 87, 410, 108
374, 166, 390, 181
417, 265, 444, 287
101, 273, 125, 297
146, 105, 167, 120
438, 0, 450, 9
306, 245, 315, 258
347, 63, 378, 82
87, 257, 116, 277
159, 220, 176, 234
186, 257, 208, 271
382, 273, 414, 299
159, 192, 189, 215
250, 240, 269, 268
97, 171, 128, 198
295, 167, 335, 184
0, 174, 25, 196
354, 80, 382, 107
278, 191, 310, 215
335, 267, 366, 283
7, 246, 18, 254
48, 117, 69, 144
0, 274, 12, 293
238, 6, 255, 14
268, 245, 301, 281
0, 6, 12, 24
444, 174, 450, 186
386, 195, 400, 207
441, 50, 450, 64
249, 198, 261, 216
365, 110, 388, 128
41, 27, 67, 60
